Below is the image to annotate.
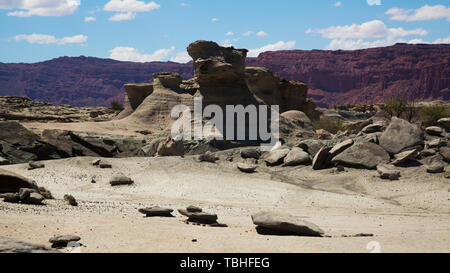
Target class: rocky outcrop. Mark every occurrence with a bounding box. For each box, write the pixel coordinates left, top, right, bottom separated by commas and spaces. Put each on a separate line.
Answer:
379, 117, 424, 154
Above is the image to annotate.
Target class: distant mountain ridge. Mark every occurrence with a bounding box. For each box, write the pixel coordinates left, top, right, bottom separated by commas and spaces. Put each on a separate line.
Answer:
0, 43, 448, 107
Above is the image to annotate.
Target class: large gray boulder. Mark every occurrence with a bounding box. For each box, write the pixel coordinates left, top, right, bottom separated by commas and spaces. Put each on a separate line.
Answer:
251, 211, 324, 237
379, 117, 423, 154
329, 139, 354, 159
283, 147, 310, 166
332, 142, 390, 169
0, 169, 38, 193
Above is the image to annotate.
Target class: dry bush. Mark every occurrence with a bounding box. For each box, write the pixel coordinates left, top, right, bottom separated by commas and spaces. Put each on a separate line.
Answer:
313, 118, 345, 134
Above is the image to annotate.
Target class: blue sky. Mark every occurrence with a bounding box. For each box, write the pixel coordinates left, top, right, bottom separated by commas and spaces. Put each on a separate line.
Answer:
0, 0, 449, 63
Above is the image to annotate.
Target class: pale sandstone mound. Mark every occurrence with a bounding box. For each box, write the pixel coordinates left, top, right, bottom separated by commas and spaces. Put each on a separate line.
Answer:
115, 40, 318, 135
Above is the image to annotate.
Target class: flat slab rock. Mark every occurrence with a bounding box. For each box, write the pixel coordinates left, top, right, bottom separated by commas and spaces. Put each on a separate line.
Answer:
264, 148, 290, 166
237, 163, 257, 173
332, 142, 390, 169
0, 237, 59, 253
139, 206, 174, 217
109, 176, 134, 186
377, 164, 401, 180
49, 235, 81, 248
251, 212, 324, 237
178, 208, 218, 223
391, 149, 418, 166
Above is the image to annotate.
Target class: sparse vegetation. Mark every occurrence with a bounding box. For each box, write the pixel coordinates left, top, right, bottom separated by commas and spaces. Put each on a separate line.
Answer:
383, 98, 419, 122
313, 118, 345, 134
420, 103, 449, 125
110, 101, 124, 111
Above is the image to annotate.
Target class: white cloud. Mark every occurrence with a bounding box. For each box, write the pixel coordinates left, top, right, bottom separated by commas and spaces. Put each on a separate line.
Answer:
248, 41, 296, 57
334, 2, 342, 7
367, 0, 381, 6
242, 31, 254, 36
104, 0, 160, 21
180, 2, 190, 7
226, 31, 234, 36
1, 0, 80, 17
211, 17, 219, 22
385, 5, 450, 22
109, 46, 175, 62
256, 31, 268, 37
109, 12, 135, 21
434, 37, 450, 44
84, 16, 96, 22
170, 52, 191, 63
306, 20, 427, 40
12, 33, 87, 45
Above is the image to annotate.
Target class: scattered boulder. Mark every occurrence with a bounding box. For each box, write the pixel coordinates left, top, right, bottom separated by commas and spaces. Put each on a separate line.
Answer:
264, 148, 290, 166
0, 237, 59, 253
332, 142, 390, 169
49, 235, 81, 248
329, 139, 354, 159
283, 147, 310, 166
251, 211, 324, 237
312, 146, 331, 170
391, 149, 418, 166
377, 164, 401, 180
198, 151, 219, 163
297, 139, 329, 157
420, 149, 436, 158
27, 161, 45, 170
240, 147, 261, 160
109, 175, 134, 186
361, 123, 383, 134
426, 163, 445, 174
63, 194, 78, 206
379, 117, 423, 154
138, 206, 174, 217
237, 162, 257, 173
425, 126, 443, 136
178, 208, 218, 224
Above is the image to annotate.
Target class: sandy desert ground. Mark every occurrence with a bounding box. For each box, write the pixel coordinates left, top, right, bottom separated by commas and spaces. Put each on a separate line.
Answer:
1, 153, 449, 253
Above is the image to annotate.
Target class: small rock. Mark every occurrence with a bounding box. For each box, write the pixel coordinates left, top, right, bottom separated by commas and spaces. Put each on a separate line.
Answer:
426, 163, 444, 174
178, 208, 218, 224
25, 192, 44, 205
252, 211, 324, 237
377, 164, 401, 180
391, 149, 418, 166
426, 138, 443, 148
186, 205, 202, 213
1, 193, 20, 203
240, 148, 261, 160
91, 159, 101, 166
198, 151, 219, 163
237, 163, 257, 173
425, 126, 443, 136
138, 206, 174, 217
27, 161, 45, 170
264, 148, 290, 166
440, 147, 450, 162
437, 118, 450, 131
63, 194, 78, 206
283, 147, 310, 166
99, 161, 112, 169
420, 149, 436, 157
49, 235, 81, 248
0, 156, 10, 165
109, 175, 134, 186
